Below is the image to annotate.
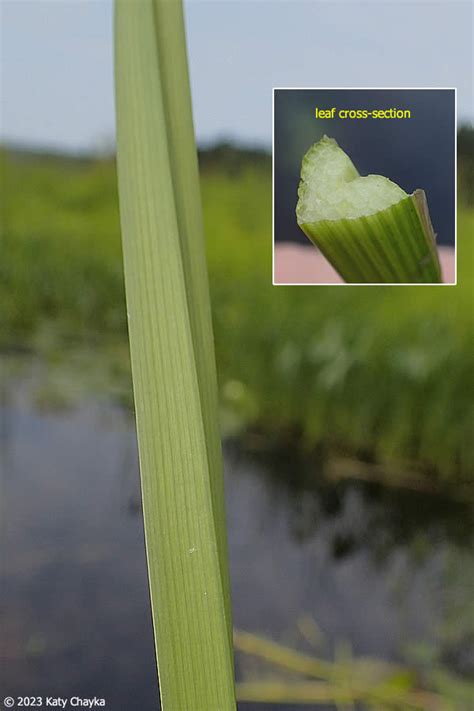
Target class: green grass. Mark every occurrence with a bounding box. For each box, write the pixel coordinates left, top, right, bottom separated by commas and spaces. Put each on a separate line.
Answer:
1, 147, 473, 486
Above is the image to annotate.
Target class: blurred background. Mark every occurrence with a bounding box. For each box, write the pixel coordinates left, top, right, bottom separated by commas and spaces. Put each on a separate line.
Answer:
274, 88, 456, 246
1, 1, 473, 709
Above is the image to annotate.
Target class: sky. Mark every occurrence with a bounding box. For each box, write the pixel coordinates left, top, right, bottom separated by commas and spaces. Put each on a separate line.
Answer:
1, 0, 473, 152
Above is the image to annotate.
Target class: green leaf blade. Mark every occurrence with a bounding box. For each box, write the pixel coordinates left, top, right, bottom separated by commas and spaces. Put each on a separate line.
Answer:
150, 0, 233, 645
301, 193, 443, 284
114, 1, 236, 708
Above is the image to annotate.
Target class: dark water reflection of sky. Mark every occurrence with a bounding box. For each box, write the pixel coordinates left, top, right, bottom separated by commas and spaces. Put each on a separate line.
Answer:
1, 359, 473, 710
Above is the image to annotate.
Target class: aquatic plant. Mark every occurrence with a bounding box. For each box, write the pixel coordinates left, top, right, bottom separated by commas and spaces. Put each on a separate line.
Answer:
297, 136, 442, 283
114, 1, 236, 708
235, 629, 473, 710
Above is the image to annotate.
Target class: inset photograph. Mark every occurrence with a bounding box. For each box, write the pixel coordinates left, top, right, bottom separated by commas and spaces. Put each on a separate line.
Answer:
273, 88, 456, 285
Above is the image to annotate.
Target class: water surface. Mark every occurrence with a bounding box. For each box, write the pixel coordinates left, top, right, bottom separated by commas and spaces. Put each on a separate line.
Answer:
1, 357, 472, 709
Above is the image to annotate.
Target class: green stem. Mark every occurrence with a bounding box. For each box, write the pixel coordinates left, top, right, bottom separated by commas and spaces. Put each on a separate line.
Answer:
297, 137, 443, 284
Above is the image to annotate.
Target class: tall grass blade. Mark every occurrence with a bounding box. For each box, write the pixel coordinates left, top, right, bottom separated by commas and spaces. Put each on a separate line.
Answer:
114, 1, 236, 708
150, 0, 233, 645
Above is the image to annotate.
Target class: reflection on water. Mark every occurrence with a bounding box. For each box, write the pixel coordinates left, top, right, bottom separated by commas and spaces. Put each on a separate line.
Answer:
1, 357, 473, 710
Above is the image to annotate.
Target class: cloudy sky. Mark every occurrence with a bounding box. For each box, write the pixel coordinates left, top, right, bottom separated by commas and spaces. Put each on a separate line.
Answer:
1, 0, 473, 151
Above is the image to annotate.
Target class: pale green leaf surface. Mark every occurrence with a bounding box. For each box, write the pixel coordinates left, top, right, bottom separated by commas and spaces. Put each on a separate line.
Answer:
150, 0, 233, 644
115, 1, 236, 708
